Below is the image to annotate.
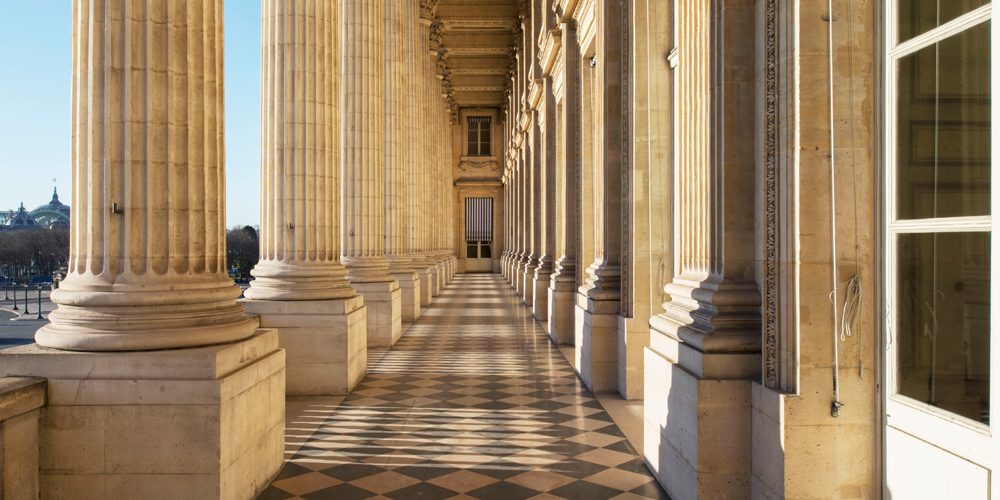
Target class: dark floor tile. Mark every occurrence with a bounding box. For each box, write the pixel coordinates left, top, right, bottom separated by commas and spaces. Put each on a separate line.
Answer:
467, 460, 533, 480
255, 487, 297, 500
383, 481, 457, 500
630, 479, 672, 499
393, 462, 462, 481
548, 480, 625, 500
272, 462, 314, 482
301, 482, 378, 500
319, 463, 387, 482
465, 480, 541, 500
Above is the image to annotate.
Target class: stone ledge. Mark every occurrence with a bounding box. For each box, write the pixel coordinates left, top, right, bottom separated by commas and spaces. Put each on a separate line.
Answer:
0, 376, 46, 421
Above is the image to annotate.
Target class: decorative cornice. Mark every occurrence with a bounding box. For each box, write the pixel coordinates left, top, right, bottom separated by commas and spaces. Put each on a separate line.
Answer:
419, 0, 440, 20
429, 20, 445, 50
517, 0, 530, 18
763, 0, 780, 389
538, 29, 562, 77
527, 79, 543, 110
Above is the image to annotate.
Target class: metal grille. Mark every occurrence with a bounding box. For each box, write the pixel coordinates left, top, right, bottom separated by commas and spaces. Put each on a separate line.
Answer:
465, 197, 493, 242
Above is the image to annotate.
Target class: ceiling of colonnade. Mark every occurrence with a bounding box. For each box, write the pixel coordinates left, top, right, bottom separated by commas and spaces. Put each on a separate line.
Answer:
434, 0, 520, 109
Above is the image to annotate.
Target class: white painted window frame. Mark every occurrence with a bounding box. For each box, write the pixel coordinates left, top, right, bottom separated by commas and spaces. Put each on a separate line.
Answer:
883, 0, 994, 471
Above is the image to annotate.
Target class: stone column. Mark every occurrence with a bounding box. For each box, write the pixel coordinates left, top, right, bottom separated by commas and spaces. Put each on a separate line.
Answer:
548, 22, 578, 345
342, 0, 402, 347
415, 1, 438, 306
406, 0, 429, 314
531, 0, 555, 327
385, 0, 420, 323
242, 0, 366, 396
4, 1, 283, 496
515, 147, 528, 296
645, 0, 760, 496
423, 21, 442, 297
520, 19, 539, 306
576, 0, 623, 393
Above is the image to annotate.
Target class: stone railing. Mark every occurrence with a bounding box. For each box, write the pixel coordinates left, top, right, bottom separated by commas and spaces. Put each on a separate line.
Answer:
0, 377, 46, 499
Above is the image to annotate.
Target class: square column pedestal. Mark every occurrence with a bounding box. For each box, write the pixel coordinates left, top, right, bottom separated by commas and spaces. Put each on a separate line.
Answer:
241, 297, 366, 395
428, 265, 441, 297
415, 269, 433, 307
643, 320, 758, 499
547, 276, 575, 345
352, 281, 402, 347
521, 267, 536, 306
532, 272, 550, 329
0, 330, 285, 500
574, 292, 619, 393
392, 272, 421, 323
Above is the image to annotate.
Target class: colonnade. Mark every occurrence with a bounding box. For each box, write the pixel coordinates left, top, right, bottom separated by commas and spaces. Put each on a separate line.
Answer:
498, 0, 884, 498
0, 0, 456, 497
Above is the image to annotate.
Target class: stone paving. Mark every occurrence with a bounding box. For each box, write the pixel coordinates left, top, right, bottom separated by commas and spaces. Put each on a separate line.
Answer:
260, 274, 669, 500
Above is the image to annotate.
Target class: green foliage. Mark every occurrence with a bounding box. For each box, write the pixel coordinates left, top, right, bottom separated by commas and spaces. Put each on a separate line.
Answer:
226, 226, 259, 281
0, 228, 69, 282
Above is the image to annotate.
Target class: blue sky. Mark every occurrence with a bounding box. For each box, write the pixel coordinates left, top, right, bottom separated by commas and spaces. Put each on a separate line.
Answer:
0, 0, 262, 227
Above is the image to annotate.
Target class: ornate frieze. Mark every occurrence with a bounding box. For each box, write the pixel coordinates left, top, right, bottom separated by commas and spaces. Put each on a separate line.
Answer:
621, 0, 632, 318
459, 156, 501, 171
419, 0, 440, 20
763, 0, 780, 388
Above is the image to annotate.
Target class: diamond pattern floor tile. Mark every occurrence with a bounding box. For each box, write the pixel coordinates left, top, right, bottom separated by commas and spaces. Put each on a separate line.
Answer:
261, 274, 670, 500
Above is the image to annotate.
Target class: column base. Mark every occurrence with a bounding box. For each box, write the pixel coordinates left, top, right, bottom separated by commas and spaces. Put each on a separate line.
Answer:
415, 268, 433, 307
547, 278, 575, 345
428, 264, 441, 297
643, 334, 755, 500
532, 270, 552, 327
241, 297, 366, 395
574, 292, 619, 393
393, 272, 421, 323
514, 261, 526, 295
0, 330, 285, 500
521, 266, 537, 307
617, 316, 649, 400
351, 281, 402, 347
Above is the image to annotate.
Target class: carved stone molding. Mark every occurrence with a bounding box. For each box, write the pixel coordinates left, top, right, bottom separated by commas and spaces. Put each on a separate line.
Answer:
459, 157, 501, 171
419, 0, 440, 20
620, 0, 631, 318
763, 0, 779, 389
429, 21, 445, 50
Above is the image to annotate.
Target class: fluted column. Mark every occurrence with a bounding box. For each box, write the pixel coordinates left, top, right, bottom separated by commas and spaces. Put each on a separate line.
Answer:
38, 0, 254, 351
408, 2, 430, 277
246, 0, 353, 302
415, 3, 437, 305
384, 0, 412, 276
341, 0, 391, 283
548, 20, 579, 345
342, 0, 401, 347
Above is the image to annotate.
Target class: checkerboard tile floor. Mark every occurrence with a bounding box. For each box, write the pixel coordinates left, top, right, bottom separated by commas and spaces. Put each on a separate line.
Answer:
261, 274, 669, 500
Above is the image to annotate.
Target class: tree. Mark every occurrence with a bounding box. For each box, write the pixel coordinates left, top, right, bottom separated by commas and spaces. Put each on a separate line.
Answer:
226, 226, 259, 282
0, 228, 69, 282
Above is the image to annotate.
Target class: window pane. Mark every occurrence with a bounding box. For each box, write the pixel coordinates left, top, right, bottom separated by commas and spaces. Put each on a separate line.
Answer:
896, 22, 991, 220
897, 231, 990, 424
898, 0, 989, 43
481, 243, 492, 258
467, 244, 477, 259
468, 130, 478, 146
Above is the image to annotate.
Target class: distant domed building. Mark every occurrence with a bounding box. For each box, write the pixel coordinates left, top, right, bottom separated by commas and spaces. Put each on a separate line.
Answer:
1, 188, 71, 231
30, 188, 71, 229
1, 203, 40, 231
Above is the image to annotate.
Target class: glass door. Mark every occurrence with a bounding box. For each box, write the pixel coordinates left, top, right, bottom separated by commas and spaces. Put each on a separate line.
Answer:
465, 197, 494, 273
466, 240, 493, 272
885, 1, 993, 497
